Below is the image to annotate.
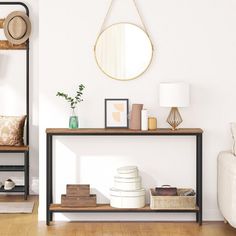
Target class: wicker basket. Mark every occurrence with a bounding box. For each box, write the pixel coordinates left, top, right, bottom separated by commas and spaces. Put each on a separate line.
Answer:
150, 188, 196, 210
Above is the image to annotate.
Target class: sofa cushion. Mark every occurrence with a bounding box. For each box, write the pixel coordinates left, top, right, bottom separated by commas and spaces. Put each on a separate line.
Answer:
0, 115, 26, 146
231, 123, 236, 156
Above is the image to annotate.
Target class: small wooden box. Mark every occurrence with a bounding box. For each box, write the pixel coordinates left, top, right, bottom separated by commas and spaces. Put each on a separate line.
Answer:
150, 188, 196, 210
66, 184, 90, 197
61, 194, 97, 207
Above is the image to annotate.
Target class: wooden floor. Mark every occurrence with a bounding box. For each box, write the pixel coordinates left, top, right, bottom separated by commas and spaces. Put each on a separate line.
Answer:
0, 195, 236, 236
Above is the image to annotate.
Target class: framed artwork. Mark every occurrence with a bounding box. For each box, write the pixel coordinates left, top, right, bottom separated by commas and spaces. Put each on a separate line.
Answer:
105, 99, 129, 128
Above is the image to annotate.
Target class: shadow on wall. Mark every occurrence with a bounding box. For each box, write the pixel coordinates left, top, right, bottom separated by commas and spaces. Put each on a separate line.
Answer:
139, 170, 157, 203
52, 137, 161, 198
0, 54, 10, 80
54, 140, 158, 222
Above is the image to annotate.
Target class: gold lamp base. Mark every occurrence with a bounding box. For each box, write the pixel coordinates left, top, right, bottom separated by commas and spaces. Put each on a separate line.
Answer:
167, 107, 183, 130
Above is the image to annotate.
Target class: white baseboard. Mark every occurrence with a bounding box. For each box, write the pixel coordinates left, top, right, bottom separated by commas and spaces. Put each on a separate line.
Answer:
30, 178, 39, 195
38, 210, 224, 222
203, 209, 223, 221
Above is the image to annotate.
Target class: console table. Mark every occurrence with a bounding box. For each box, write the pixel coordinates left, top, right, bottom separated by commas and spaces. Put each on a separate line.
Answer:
46, 128, 203, 226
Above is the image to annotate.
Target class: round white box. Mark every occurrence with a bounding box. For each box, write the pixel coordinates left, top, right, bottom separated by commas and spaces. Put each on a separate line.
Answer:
117, 166, 138, 178
110, 188, 145, 208
114, 176, 141, 191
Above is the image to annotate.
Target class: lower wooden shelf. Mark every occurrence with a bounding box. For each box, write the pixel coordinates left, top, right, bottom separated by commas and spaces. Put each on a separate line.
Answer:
49, 204, 199, 213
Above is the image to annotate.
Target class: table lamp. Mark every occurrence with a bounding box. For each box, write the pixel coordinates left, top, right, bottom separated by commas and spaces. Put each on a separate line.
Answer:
160, 82, 190, 130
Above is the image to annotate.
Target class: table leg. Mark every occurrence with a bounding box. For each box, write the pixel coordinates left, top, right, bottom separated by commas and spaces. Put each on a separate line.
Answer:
196, 134, 202, 225
46, 134, 53, 225
24, 151, 29, 200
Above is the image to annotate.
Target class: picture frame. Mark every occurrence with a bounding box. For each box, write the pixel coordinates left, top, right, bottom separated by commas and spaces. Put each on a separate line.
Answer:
105, 99, 129, 128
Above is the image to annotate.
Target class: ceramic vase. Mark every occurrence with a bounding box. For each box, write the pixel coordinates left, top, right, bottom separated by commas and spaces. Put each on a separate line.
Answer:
69, 109, 78, 129
129, 104, 143, 130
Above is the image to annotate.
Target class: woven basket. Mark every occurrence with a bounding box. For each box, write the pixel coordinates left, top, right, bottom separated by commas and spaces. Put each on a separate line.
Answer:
150, 188, 196, 209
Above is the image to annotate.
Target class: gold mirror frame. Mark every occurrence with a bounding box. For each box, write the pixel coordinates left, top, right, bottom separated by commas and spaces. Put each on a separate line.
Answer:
94, 22, 154, 81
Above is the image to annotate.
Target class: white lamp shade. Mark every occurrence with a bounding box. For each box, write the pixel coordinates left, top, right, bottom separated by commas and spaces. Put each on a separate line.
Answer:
159, 82, 190, 107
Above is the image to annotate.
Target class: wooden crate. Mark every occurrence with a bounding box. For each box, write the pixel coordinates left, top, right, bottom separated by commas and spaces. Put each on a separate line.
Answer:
66, 184, 90, 197
61, 194, 96, 207
150, 188, 196, 210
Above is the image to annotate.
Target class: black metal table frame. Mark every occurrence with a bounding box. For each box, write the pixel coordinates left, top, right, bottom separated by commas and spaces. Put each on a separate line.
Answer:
0, 2, 30, 200
46, 131, 202, 226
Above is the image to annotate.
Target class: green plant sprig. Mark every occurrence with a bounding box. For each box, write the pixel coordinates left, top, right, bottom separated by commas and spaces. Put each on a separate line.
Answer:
56, 84, 85, 110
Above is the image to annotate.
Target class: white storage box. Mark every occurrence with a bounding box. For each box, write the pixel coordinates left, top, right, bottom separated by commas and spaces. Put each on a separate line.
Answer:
114, 176, 141, 191
110, 188, 145, 208
117, 166, 138, 178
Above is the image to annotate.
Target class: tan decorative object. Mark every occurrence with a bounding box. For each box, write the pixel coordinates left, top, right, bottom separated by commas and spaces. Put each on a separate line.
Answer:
61, 194, 97, 207
231, 123, 236, 156
3, 11, 31, 45
167, 107, 183, 130
148, 117, 157, 130
150, 188, 196, 210
66, 184, 90, 197
0, 115, 26, 146
130, 104, 143, 130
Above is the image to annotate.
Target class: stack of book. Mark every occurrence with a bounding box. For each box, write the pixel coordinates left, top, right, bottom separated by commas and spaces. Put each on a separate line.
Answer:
61, 184, 96, 207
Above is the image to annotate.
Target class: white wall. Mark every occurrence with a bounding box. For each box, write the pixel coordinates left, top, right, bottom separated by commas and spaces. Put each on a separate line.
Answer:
0, 0, 38, 194
39, 0, 236, 221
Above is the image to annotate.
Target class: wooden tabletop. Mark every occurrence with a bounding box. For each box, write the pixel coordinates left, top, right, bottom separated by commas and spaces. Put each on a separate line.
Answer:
0, 145, 29, 151
46, 128, 203, 135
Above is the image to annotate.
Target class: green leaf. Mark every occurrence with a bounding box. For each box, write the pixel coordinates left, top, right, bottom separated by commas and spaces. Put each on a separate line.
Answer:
56, 84, 85, 109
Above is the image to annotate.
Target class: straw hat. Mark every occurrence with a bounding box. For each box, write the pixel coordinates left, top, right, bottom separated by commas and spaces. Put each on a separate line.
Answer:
3, 11, 31, 45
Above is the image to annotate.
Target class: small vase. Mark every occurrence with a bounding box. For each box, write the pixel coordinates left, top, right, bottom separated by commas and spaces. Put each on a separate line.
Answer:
69, 109, 79, 129
130, 104, 143, 130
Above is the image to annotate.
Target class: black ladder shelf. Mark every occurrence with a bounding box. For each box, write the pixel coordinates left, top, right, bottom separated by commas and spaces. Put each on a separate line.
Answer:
0, 2, 30, 200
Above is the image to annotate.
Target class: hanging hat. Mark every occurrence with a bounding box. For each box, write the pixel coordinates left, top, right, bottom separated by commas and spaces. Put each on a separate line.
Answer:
3, 11, 31, 45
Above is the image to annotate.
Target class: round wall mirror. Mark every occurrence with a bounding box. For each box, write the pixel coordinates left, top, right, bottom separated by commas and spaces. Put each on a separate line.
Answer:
94, 23, 153, 81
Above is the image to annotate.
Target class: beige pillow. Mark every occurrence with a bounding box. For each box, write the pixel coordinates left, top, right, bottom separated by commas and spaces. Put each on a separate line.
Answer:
231, 123, 236, 156
0, 115, 26, 146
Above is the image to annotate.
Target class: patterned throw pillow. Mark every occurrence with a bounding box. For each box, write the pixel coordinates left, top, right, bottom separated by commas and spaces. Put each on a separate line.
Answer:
231, 123, 236, 156
0, 115, 26, 146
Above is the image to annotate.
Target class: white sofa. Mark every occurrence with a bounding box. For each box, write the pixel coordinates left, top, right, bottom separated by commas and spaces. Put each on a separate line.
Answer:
218, 151, 236, 228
